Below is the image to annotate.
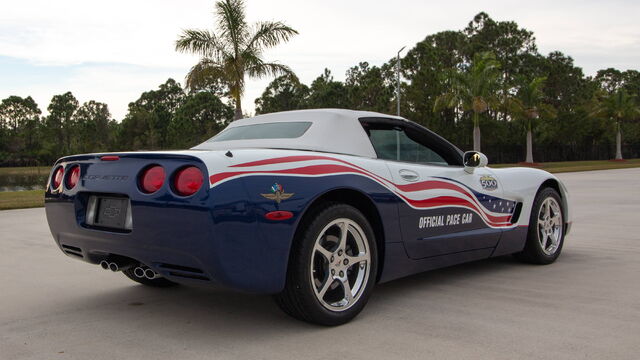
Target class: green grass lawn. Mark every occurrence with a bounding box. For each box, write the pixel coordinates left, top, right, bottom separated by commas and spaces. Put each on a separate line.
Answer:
0, 166, 51, 176
0, 190, 44, 211
0, 159, 639, 211
0, 167, 50, 210
493, 158, 640, 173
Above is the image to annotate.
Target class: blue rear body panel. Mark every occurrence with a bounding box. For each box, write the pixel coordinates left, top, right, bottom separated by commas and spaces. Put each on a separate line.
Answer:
45, 153, 528, 294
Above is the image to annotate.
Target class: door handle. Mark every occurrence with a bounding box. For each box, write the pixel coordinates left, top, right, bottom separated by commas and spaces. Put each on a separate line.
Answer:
399, 169, 420, 182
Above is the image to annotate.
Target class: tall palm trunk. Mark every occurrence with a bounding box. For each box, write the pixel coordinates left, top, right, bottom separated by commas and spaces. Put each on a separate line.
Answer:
234, 96, 243, 120
525, 119, 533, 163
615, 120, 623, 160
472, 112, 481, 152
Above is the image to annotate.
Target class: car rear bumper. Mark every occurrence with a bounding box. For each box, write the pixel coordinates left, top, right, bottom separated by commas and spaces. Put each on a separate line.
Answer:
45, 194, 289, 294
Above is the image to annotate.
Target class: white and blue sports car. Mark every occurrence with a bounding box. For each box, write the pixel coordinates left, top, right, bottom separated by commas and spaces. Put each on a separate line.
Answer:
45, 109, 571, 325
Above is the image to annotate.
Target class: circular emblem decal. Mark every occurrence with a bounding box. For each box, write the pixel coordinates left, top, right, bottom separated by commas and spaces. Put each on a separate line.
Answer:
480, 176, 498, 191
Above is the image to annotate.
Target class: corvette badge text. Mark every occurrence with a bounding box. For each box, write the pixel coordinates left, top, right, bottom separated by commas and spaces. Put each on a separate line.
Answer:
82, 175, 129, 181
418, 212, 473, 229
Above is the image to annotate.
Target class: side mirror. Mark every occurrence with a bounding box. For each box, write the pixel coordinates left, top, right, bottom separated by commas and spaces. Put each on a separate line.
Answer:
463, 151, 488, 173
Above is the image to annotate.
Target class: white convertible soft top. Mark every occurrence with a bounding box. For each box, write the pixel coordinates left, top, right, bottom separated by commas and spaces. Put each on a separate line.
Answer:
192, 109, 405, 158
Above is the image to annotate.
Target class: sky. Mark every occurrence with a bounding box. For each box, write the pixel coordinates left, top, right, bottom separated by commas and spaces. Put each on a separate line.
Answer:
1, 0, 639, 120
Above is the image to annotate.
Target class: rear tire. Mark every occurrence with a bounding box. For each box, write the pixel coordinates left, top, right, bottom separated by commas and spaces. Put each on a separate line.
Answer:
123, 268, 177, 287
275, 203, 378, 326
515, 187, 565, 264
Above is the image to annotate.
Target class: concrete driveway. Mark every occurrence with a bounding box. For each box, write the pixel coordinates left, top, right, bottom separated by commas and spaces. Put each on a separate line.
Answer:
1, 168, 639, 359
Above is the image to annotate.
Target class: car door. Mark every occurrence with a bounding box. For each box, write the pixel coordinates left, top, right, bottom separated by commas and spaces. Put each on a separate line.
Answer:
363, 122, 513, 259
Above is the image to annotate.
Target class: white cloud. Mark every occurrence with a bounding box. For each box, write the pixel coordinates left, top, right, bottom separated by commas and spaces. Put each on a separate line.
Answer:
1, 0, 639, 119
2, 63, 184, 119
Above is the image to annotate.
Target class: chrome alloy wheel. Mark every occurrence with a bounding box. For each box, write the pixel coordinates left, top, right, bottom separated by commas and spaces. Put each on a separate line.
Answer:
310, 218, 371, 312
538, 197, 563, 255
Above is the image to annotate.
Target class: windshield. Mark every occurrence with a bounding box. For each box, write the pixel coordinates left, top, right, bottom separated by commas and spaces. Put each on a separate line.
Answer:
208, 121, 312, 142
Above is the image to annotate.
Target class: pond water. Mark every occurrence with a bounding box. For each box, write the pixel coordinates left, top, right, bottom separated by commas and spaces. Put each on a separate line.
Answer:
0, 173, 48, 192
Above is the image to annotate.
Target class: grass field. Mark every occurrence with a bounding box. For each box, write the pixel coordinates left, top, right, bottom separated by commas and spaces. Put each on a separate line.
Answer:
0, 190, 44, 211
493, 158, 640, 173
0, 159, 638, 211
0, 167, 49, 210
0, 166, 51, 176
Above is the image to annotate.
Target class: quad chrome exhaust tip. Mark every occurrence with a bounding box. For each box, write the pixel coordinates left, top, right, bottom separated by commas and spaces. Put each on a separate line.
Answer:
99, 259, 135, 272
133, 266, 145, 278
100, 259, 159, 279
133, 266, 159, 280
144, 269, 157, 279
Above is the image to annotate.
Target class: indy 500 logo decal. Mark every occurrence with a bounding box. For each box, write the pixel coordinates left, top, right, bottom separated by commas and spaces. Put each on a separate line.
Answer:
480, 176, 498, 191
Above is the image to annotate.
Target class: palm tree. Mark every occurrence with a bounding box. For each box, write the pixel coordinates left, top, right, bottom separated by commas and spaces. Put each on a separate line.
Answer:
434, 52, 501, 151
592, 90, 640, 160
175, 0, 298, 119
508, 77, 556, 163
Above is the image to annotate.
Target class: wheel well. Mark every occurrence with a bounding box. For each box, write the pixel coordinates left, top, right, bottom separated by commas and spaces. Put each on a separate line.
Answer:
295, 188, 386, 282
539, 179, 561, 198
537, 178, 569, 227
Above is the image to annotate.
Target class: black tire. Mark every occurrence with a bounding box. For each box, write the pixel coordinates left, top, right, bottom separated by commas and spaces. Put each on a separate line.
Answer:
122, 268, 177, 287
515, 187, 565, 264
275, 203, 378, 326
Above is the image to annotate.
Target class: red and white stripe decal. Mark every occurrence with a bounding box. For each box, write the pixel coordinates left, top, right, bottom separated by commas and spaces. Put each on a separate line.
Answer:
212, 155, 515, 228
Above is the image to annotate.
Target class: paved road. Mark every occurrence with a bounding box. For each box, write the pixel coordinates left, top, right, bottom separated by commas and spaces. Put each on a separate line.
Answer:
1, 168, 639, 359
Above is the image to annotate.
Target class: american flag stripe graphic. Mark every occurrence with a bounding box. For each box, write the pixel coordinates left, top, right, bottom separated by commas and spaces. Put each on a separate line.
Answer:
211, 155, 517, 228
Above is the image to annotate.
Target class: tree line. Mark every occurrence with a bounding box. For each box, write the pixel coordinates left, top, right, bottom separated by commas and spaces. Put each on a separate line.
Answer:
254, 13, 640, 163
0, 79, 233, 166
1, 10, 639, 167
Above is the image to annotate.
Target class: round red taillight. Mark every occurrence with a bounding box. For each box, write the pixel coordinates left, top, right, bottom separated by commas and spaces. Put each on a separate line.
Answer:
140, 166, 165, 194
51, 166, 64, 190
65, 165, 81, 189
173, 166, 204, 197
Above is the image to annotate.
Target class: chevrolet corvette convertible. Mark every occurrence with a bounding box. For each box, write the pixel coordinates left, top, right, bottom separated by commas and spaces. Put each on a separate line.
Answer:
45, 109, 571, 325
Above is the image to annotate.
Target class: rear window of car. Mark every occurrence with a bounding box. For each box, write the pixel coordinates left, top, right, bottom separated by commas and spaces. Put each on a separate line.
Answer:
210, 121, 312, 141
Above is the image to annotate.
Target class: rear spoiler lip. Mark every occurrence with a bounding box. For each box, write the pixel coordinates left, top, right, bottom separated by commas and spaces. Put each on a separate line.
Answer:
53, 150, 213, 165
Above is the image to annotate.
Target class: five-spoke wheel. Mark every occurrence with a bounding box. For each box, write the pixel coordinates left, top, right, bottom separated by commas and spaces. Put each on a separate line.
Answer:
537, 197, 563, 256
516, 187, 565, 264
275, 203, 377, 325
311, 218, 371, 312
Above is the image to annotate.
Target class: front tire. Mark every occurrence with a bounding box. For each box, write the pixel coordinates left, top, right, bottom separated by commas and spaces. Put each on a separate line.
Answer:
275, 203, 378, 326
515, 187, 565, 264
